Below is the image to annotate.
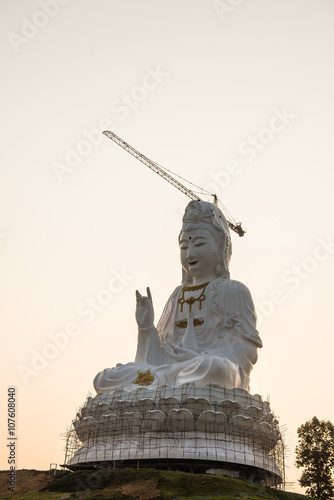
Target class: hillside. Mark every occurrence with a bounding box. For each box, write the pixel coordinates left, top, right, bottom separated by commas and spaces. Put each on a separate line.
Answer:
0, 468, 315, 500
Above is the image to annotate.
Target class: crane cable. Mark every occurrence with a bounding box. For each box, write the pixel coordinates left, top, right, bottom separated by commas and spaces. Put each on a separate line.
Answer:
218, 199, 239, 227
152, 161, 215, 200
155, 160, 240, 227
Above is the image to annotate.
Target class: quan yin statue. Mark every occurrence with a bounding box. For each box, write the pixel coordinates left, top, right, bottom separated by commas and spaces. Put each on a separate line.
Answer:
94, 200, 262, 393
68, 201, 283, 486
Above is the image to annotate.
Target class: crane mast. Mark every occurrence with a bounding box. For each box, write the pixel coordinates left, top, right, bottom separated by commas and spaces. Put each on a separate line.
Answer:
102, 130, 245, 236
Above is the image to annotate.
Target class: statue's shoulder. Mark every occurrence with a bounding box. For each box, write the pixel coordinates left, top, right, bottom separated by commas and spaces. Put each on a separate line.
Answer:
215, 278, 252, 297
161, 284, 183, 310
170, 284, 183, 298
214, 278, 255, 308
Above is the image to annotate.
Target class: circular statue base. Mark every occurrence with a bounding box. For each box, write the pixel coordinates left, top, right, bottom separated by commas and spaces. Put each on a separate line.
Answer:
66, 384, 283, 486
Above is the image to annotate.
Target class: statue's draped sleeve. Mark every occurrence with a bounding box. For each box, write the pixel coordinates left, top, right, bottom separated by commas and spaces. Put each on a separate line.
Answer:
221, 280, 262, 348
156, 286, 182, 348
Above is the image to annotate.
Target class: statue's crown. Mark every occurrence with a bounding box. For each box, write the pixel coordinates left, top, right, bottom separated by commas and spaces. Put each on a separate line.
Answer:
182, 200, 215, 225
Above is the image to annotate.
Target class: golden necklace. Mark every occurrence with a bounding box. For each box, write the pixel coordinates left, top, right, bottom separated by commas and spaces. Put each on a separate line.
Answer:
178, 281, 210, 313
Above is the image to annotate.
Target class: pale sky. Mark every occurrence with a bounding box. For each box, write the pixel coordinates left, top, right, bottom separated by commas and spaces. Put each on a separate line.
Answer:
1, 0, 334, 493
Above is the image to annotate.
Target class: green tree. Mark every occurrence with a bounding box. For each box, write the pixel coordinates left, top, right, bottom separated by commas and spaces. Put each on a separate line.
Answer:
295, 416, 334, 499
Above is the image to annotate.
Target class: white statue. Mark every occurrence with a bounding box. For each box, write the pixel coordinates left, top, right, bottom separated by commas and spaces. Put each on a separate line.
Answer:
94, 201, 262, 394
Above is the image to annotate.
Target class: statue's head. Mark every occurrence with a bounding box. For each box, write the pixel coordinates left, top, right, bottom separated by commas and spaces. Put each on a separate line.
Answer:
179, 201, 232, 284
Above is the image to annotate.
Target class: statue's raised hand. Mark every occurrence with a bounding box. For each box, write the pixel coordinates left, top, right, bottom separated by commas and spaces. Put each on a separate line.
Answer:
135, 287, 154, 329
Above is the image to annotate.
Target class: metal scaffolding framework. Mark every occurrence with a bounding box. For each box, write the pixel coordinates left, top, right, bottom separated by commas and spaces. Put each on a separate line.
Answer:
63, 384, 285, 488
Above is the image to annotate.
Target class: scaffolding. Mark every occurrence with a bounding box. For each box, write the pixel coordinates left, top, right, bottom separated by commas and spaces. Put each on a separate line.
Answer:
63, 384, 285, 488
62, 395, 91, 466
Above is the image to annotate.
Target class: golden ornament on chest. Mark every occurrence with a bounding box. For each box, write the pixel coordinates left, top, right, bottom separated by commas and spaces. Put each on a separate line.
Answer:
177, 281, 210, 312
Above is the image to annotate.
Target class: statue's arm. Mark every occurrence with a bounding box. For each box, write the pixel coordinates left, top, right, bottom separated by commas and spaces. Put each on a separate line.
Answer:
134, 325, 166, 365
232, 337, 258, 374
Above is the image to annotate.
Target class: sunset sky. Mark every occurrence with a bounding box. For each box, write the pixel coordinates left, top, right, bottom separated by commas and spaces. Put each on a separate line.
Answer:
1, 0, 334, 493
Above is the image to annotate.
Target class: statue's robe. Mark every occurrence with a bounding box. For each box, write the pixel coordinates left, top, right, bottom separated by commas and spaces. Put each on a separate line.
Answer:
93, 277, 262, 394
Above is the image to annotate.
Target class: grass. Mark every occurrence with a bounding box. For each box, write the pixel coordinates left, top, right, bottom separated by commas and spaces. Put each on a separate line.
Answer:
0, 468, 315, 500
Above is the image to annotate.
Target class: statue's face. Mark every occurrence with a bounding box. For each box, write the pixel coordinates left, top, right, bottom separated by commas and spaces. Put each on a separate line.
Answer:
179, 227, 219, 281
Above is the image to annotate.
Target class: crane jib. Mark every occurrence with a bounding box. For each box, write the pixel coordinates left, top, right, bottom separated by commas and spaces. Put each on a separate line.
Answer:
102, 130, 245, 236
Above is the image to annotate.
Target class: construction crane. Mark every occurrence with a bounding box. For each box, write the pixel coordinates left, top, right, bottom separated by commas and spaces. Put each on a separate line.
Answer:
103, 130, 246, 237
